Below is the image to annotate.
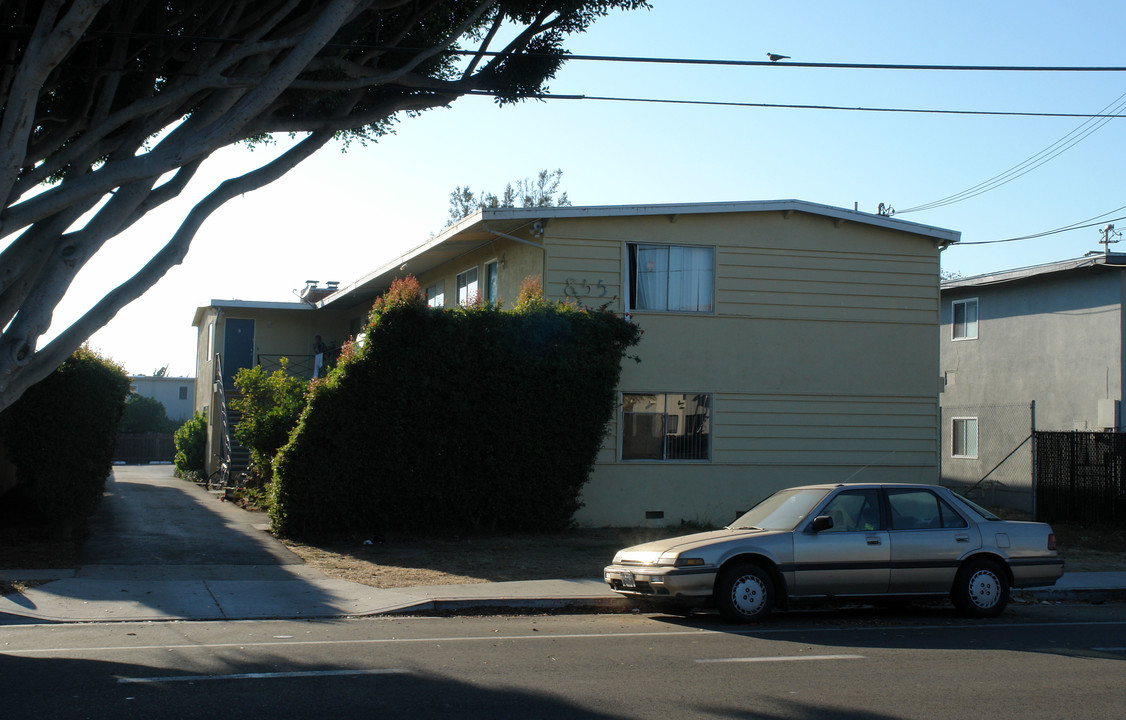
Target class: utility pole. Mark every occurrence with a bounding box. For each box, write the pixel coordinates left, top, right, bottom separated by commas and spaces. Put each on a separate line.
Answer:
1100, 223, 1120, 256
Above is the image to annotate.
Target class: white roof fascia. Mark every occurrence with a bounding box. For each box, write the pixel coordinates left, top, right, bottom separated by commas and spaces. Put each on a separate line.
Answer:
463, 199, 961, 245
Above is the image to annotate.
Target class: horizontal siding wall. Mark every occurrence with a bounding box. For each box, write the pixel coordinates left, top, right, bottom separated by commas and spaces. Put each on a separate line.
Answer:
719, 246, 936, 324
716, 393, 937, 466
544, 236, 623, 311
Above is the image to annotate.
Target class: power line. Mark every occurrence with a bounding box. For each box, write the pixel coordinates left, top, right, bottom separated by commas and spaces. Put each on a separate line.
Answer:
897, 90, 1126, 214
487, 91, 1126, 119
7, 25, 1126, 73
956, 206, 1126, 245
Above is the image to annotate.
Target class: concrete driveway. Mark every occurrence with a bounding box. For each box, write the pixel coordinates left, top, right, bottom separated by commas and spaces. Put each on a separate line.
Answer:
78, 464, 301, 577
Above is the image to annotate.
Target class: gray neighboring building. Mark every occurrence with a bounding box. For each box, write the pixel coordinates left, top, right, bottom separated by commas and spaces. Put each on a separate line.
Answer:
939, 253, 1126, 510
128, 375, 196, 422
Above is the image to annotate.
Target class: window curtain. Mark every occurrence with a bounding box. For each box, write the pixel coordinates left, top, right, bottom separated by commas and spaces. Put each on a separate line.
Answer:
634, 245, 668, 311
667, 246, 714, 312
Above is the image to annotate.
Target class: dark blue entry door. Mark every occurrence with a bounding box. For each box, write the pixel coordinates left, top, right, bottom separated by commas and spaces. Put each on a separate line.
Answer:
222, 318, 255, 390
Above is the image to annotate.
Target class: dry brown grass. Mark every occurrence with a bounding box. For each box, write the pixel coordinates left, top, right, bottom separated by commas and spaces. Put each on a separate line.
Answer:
278, 528, 684, 588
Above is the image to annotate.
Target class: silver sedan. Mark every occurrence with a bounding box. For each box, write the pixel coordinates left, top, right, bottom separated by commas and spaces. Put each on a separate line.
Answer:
603, 483, 1064, 622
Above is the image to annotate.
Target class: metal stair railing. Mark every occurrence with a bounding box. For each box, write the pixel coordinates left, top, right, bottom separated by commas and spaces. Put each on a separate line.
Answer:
211, 353, 231, 490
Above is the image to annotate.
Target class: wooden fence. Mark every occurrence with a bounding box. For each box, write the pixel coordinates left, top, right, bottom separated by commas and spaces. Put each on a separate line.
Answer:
114, 433, 176, 465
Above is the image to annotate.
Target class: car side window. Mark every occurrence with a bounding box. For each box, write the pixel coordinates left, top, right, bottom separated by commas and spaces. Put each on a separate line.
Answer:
818, 489, 881, 532
887, 489, 967, 530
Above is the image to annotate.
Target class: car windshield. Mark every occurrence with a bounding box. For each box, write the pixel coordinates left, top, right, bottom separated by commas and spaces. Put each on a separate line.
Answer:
729, 488, 830, 531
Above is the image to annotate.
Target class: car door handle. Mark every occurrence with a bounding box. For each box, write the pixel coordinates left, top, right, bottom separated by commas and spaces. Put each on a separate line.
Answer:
955, 535, 970, 543
866, 536, 882, 545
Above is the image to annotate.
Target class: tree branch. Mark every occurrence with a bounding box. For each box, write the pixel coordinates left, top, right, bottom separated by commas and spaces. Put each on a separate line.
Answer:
0, 131, 333, 408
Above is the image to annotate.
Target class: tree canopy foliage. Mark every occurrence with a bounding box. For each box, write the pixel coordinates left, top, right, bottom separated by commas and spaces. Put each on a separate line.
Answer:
0, 0, 648, 413
447, 167, 571, 224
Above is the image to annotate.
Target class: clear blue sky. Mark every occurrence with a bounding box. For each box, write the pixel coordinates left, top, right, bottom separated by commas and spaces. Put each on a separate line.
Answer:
39, 0, 1126, 376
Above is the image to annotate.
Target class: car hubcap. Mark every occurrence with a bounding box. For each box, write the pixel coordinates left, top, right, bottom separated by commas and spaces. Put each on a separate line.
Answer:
967, 569, 1000, 609
731, 574, 767, 616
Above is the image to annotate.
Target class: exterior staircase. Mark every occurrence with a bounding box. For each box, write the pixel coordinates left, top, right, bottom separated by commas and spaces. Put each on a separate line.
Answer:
222, 399, 252, 477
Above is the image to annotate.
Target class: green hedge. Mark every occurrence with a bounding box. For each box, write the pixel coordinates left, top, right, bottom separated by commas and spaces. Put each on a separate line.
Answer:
0, 347, 130, 529
271, 282, 640, 538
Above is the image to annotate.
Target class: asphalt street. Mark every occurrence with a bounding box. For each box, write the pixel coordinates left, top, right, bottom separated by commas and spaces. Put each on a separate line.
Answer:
2, 603, 1124, 719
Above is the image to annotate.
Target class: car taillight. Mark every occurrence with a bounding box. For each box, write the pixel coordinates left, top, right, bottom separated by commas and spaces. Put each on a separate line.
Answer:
1047, 533, 1057, 551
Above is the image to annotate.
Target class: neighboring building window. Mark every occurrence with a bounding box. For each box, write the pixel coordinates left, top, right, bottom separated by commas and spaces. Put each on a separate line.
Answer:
485, 260, 499, 304
952, 417, 978, 458
952, 298, 978, 340
207, 322, 214, 358
457, 266, 479, 305
426, 281, 444, 308
627, 243, 715, 313
179, 386, 188, 400
622, 393, 711, 461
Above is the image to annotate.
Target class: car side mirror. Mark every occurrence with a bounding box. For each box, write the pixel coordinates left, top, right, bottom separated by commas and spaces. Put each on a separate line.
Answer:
811, 515, 834, 533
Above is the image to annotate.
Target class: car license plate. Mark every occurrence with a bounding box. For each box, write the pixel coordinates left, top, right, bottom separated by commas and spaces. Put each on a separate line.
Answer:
620, 571, 636, 588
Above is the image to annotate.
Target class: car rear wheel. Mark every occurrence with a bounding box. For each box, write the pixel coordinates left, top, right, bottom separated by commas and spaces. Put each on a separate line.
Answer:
715, 562, 774, 623
952, 558, 1009, 618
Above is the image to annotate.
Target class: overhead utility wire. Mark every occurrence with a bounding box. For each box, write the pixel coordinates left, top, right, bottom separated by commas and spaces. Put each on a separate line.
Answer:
6, 26, 1126, 73
897, 90, 1126, 214
958, 210, 1126, 245
488, 91, 1126, 119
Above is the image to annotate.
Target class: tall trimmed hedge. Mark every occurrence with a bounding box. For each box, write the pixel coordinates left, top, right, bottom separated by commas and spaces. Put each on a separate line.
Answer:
0, 346, 130, 529
271, 285, 640, 538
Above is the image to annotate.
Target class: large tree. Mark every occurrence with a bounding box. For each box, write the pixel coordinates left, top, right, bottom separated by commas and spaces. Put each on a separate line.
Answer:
0, 0, 647, 413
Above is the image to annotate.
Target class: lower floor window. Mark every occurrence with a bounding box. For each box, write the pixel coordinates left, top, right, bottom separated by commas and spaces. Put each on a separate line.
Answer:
952, 417, 978, 458
622, 393, 711, 460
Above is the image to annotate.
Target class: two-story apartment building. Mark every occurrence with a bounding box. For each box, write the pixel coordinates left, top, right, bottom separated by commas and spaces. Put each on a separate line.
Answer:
194, 200, 959, 526
939, 253, 1126, 510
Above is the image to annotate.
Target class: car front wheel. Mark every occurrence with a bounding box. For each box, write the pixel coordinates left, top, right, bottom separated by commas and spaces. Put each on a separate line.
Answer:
952, 558, 1010, 618
715, 562, 774, 623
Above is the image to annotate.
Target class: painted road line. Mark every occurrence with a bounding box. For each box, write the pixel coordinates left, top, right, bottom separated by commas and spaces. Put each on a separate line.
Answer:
696, 654, 865, 664
117, 668, 412, 684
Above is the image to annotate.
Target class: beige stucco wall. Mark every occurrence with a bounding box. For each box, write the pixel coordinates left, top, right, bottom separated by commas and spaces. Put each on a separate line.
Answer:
530, 210, 942, 527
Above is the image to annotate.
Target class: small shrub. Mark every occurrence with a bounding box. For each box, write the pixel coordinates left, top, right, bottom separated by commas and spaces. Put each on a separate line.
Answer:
173, 411, 208, 479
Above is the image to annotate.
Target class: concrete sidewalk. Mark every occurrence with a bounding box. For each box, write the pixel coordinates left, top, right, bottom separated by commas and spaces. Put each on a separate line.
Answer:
0, 568, 630, 623
1, 567, 1122, 624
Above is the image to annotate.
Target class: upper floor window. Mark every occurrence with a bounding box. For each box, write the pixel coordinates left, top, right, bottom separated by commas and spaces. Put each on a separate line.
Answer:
627, 243, 715, 313
485, 260, 499, 304
622, 392, 711, 461
457, 267, 479, 305
426, 281, 444, 308
952, 298, 978, 340
179, 386, 189, 400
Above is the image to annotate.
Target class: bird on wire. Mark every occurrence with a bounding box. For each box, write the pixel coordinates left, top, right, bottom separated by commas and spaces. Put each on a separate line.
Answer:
766, 52, 790, 62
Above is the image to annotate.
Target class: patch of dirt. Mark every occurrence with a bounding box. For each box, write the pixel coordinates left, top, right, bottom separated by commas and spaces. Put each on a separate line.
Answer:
279, 528, 685, 588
